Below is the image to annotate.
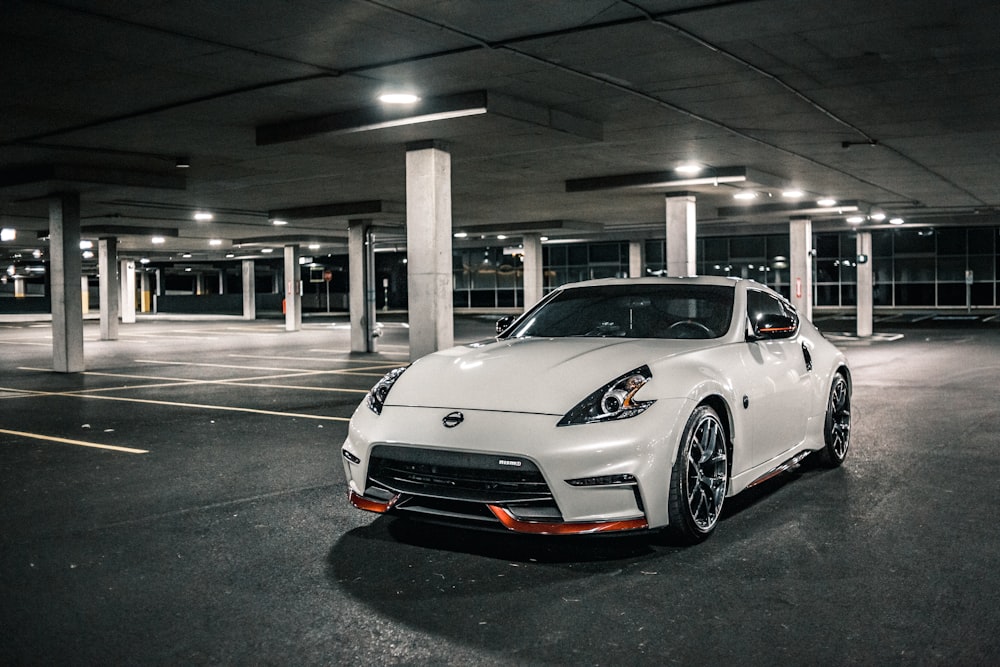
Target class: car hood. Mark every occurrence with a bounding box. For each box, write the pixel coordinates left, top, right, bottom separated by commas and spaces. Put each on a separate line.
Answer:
386, 336, 717, 415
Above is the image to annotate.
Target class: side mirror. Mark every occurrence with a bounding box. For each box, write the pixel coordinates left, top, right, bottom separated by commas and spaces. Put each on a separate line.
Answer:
496, 314, 517, 336
749, 314, 797, 340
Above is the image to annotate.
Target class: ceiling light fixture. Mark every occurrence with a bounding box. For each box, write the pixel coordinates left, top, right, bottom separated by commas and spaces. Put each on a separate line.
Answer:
175, 157, 190, 168
817, 198, 837, 207
271, 219, 288, 226
846, 215, 865, 224
733, 191, 758, 200
261, 248, 274, 253
193, 212, 213, 221
151, 236, 165, 244
379, 93, 421, 104
889, 217, 905, 225
209, 239, 222, 246
1, 228, 16, 241
675, 164, 702, 175
782, 189, 804, 198
454, 232, 468, 238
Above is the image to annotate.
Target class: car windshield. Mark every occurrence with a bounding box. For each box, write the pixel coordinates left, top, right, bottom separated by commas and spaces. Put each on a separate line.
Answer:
508, 283, 735, 340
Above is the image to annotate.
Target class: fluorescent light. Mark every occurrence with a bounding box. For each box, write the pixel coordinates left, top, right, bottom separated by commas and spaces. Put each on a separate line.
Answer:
496, 234, 508, 240
379, 93, 421, 104
260, 248, 274, 253
209, 239, 222, 246
846, 215, 865, 224
344, 107, 487, 134
889, 217, 905, 225
453, 232, 468, 238
817, 198, 837, 207
782, 189, 804, 198
79, 240, 93, 250
194, 212, 213, 221
151, 236, 166, 244
0, 228, 15, 242
675, 164, 702, 175
140, 258, 150, 264
272, 219, 288, 226
308, 244, 320, 250
733, 191, 758, 200
82, 250, 94, 259
182, 253, 192, 258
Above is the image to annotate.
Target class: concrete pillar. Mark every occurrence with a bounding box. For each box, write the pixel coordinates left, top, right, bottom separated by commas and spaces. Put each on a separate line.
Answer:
120, 259, 136, 324
81, 276, 90, 314
283, 244, 302, 331
665, 194, 697, 277
49, 193, 84, 373
348, 220, 378, 353
789, 217, 813, 321
241, 260, 256, 320
405, 140, 453, 360
140, 270, 151, 313
856, 231, 873, 337
99, 238, 119, 340
628, 241, 645, 278
522, 233, 544, 309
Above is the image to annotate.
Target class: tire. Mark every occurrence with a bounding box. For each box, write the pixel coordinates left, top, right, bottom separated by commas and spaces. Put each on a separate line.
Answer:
666, 405, 729, 544
817, 372, 851, 467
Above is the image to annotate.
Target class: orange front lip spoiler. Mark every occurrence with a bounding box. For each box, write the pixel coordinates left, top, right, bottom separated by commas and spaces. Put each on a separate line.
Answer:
349, 490, 400, 513
487, 505, 648, 535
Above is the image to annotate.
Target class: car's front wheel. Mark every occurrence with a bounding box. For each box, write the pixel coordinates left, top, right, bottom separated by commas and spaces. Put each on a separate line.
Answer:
666, 404, 729, 544
817, 372, 851, 467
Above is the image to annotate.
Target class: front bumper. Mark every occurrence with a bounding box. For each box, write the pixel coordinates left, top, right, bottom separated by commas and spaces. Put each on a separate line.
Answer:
341, 398, 692, 534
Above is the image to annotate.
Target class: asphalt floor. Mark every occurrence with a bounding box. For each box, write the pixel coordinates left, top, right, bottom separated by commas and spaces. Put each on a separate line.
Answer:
1, 313, 998, 665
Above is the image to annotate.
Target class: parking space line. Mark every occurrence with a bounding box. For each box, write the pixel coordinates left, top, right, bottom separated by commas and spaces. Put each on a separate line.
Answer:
133, 359, 398, 376
0, 428, 148, 454
81, 370, 369, 394
0, 383, 351, 421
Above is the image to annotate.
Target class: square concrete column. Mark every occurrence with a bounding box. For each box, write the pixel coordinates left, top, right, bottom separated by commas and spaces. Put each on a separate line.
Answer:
348, 220, 378, 353
628, 240, 646, 278
98, 238, 120, 340
284, 244, 302, 331
789, 217, 813, 320
81, 276, 90, 314
140, 270, 152, 313
49, 193, 84, 372
522, 233, 544, 309
856, 231, 873, 337
241, 260, 256, 320
665, 194, 697, 277
120, 259, 136, 324
406, 140, 454, 361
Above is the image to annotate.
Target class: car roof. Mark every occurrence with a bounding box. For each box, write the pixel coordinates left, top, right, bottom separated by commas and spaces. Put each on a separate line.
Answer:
558, 276, 756, 291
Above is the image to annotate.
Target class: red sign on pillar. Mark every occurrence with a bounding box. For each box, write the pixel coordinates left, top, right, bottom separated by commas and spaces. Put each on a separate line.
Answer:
795, 278, 802, 299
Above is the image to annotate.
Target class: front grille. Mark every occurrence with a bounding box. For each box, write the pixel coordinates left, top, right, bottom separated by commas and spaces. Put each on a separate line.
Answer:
366, 444, 556, 506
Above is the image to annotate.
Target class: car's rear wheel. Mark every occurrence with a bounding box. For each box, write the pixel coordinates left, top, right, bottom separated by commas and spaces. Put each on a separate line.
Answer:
666, 405, 728, 544
816, 372, 851, 467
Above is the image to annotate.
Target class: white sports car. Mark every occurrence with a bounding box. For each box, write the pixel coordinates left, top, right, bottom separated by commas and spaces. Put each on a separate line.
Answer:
341, 277, 851, 543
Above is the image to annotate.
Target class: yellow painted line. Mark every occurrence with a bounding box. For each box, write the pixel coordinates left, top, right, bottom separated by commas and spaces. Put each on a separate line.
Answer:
0, 428, 148, 454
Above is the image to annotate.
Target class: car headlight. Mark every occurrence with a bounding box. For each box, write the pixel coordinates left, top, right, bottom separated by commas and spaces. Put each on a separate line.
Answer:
557, 365, 654, 426
366, 366, 407, 415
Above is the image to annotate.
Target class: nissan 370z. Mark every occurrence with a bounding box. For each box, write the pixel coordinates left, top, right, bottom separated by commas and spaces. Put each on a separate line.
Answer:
341, 277, 852, 543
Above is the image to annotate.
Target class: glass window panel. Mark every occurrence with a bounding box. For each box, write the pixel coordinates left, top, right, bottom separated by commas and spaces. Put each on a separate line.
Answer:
893, 229, 935, 254
971, 283, 994, 306
968, 228, 995, 255
873, 231, 893, 257
968, 255, 994, 281
814, 234, 839, 257
767, 235, 790, 259
895, 258, 934, 283
567, 245, 588, 265
589, 243, 621, 263
729, 236, 765, 259
936, 256, 968, 282
815, 259, 839, 283
936, 228, 966, 255
895, 283, 934, 305
645, 240, 665, 266
703, 238, 728, 261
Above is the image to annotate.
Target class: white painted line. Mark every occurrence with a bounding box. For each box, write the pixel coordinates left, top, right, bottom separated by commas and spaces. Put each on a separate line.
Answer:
0, 428, 148, 454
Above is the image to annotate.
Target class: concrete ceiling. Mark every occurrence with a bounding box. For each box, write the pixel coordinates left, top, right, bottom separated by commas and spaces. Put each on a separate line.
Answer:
2, 0, 999, 264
